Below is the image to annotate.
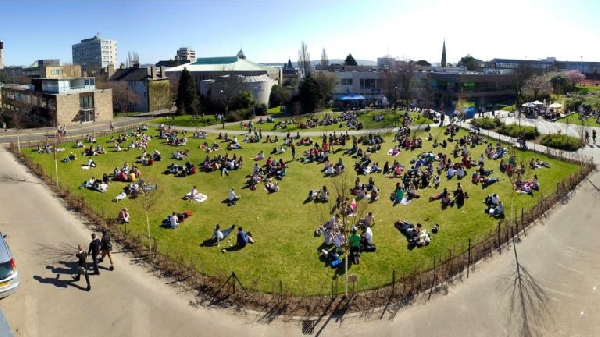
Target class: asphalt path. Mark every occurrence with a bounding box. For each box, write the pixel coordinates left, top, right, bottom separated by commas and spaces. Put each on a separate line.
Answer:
0, 115, 599, 336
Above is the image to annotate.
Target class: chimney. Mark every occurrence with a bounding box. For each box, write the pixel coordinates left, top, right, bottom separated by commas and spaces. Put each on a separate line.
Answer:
150, 66, 157, 80
160, 66, 166, 78
0, 40, 4, 70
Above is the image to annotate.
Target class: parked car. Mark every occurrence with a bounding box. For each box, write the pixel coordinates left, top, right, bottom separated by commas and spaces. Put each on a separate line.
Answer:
0, 233, 19, 298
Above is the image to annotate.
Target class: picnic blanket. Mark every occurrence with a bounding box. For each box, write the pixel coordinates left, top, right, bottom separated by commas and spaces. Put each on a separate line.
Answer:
186, 193, 208, 202
387, 149, 400, 156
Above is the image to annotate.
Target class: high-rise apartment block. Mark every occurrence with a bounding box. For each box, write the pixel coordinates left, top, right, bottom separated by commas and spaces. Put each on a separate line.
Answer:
0, 40, 4, 70
176, 47, 196, 63
72, 33, 117, 71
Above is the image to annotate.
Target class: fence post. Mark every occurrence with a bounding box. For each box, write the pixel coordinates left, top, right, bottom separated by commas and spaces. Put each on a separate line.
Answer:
232, 272, 236, 294
279, 279, 283, 295
153, 237, 158, 258
392, 270, 396, 294
467, 238, 471, 278
497, 222, 501, 253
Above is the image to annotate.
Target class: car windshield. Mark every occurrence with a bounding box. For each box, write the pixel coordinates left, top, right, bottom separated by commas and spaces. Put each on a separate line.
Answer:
0, 261, 14, 280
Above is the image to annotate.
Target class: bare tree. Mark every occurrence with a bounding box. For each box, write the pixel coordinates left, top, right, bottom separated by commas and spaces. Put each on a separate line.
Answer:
126, 51, 140, 68
298, 41, 311, 78
320, 48, 329, 68
106, 81, 142, 113
214, 75, 245, 128
397, 60, 418, 110
523, 74, 552, 101
138, 176, 162, 255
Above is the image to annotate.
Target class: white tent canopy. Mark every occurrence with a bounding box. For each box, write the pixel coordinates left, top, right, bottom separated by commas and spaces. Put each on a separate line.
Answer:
549, 103, 563, 108
533, 100, 543, 105
522, 102, 536, 107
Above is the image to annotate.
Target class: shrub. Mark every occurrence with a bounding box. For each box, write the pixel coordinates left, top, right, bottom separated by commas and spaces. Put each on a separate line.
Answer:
471, 117, 501, 129
501, 105, 516, 112
540, 134, 584, 151
498, 123, 540, 140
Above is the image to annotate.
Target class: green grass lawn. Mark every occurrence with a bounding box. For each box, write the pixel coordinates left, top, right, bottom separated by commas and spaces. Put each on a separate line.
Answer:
26, 126, 578, 294
556, 113, 600, 126
221, 110, 433, 133
152, 115, 219, 128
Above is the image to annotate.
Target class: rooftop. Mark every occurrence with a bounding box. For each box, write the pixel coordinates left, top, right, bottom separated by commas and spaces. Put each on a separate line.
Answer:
166, 56, 275, 73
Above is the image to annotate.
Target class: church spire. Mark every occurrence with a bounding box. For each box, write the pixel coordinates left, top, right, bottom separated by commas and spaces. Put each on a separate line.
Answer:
441, 39, 447, 68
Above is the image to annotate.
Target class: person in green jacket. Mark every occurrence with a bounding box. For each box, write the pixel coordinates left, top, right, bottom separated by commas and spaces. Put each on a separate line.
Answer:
348, 227, 361, 265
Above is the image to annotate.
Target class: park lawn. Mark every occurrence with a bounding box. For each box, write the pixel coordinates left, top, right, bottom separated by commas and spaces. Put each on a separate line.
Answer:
556, 113, 600, 127
151, 115, 219, 128
26, 126, 578, 294
221, 110, 433, 133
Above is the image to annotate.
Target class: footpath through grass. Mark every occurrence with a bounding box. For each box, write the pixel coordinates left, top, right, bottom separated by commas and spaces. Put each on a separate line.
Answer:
26, 126, 578, 294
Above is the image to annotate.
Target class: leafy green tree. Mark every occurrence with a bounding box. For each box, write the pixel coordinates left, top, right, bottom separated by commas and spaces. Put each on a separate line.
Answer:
313, 72, 337, 105
415, 60, 431, 67
298, 76, 323, 114
344, 54, 358, 66
269, 84, 292, 107
457, 55, 481, 71
231, 90, 254, 110
549, 72, 567, 95
176, 68, 199, 115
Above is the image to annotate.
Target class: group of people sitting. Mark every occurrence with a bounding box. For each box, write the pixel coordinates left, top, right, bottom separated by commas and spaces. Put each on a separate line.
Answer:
428, 182, 469, 208
484, 194, 504, 217
165, 161, 197, 176
395, 220, 435, 247
200, 153, 243, 175
80, 176, 109, 193
317, 213, 376, 266
163, 211, 193, 229
113, 162, 141, 182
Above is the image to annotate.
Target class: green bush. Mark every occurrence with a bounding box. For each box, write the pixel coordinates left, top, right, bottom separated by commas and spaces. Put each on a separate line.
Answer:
498, 123, 540, 140
540, 134, 584, 151
501, 105, 516, 112
471, 117, 501, 129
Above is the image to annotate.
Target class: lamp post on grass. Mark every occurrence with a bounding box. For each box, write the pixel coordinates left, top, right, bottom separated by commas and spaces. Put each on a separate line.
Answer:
394, 86, 398, 127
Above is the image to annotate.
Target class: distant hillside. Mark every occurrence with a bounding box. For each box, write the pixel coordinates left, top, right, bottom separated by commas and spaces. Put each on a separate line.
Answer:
262, 59, 377, 68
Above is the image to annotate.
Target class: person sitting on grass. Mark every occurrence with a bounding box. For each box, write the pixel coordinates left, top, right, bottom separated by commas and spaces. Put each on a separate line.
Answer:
227, 187, 240, 206
117, 208, 130, 224
265, 179, 279, 193
169, 212, 179, 229
213, 224, 236, 247
489, 201, 505, 217
235, 226, 254, 249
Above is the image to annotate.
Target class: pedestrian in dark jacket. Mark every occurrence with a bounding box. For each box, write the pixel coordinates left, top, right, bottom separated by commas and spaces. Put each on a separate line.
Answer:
73, 243, 91, 291
99, 230, 114, 270
88, 233, 102, 275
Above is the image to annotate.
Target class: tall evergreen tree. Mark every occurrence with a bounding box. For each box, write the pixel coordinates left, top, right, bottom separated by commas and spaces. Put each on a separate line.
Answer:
344, 54, 358, 66
176, 68, 199, 115
299, 76, 323, 114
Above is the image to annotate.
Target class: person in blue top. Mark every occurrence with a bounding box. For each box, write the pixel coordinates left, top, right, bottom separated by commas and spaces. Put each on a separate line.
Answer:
236, 226, 248, 248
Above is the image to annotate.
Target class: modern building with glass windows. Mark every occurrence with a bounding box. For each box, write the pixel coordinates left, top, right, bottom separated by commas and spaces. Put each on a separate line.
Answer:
1, 77, 113, 127
72, 33, 118, 71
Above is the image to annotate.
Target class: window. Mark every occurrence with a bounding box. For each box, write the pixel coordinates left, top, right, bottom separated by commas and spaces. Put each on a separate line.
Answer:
341, 78, 353, 85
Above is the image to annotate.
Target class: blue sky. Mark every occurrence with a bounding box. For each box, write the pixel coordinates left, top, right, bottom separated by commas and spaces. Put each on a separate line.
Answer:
1, 0, 598, 67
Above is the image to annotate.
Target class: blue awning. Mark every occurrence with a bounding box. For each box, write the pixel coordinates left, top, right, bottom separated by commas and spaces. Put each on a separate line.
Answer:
340, 94, 365, 101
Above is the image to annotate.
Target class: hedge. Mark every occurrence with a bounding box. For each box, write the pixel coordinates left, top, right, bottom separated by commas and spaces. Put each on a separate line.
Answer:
540, 134, 584, 152
498, 124, 540, 140
471, 117, 502, 130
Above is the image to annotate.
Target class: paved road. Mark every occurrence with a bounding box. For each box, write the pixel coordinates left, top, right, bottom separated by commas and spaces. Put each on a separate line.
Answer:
0, 114, 599, 336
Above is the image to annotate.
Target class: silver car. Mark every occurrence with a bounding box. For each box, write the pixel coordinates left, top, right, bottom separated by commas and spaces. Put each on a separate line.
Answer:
0, 233, 19, 298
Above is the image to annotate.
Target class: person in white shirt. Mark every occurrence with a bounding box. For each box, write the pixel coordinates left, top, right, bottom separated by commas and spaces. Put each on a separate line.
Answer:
213, 224, 235, 246
362, 226, 373, 245
227, 188, 240, 206
170, 212, 179, 228
491, 194, 500, 206
363, 212, 375, 228
456, 167, 465, 179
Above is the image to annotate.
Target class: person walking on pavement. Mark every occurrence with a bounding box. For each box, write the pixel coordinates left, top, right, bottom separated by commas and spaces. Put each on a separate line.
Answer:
99, 230, 115, 271
73, 244, 91, 291
593, 130, 597, 145
585, 130, 590, 144
88, 233, 102, 275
